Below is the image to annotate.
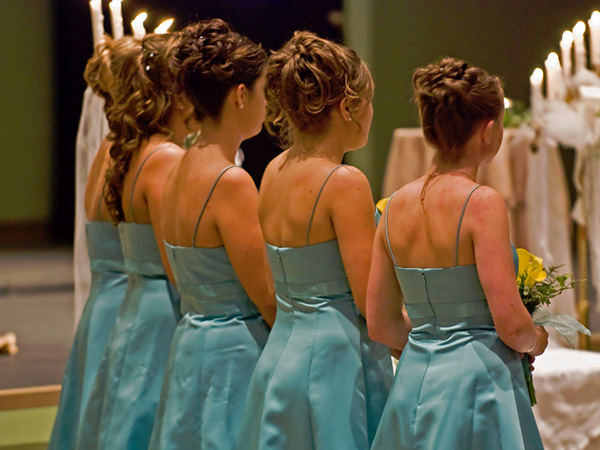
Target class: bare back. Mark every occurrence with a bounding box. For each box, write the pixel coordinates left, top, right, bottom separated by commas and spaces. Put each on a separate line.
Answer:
84, 138, 113, 223
259, 151, 354, 247
386, 174, 487, 268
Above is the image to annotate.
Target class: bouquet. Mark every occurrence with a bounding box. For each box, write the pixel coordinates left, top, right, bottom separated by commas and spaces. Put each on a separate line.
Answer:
516, 248, 590, 405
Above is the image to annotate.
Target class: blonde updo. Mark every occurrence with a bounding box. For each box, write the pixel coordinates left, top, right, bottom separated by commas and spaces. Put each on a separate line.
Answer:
413, 57, 503, 165
265, 31, 373, 148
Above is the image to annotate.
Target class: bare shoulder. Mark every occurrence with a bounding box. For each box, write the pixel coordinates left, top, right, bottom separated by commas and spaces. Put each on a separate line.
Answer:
326, 164, 371, 193
467, 185, 507, 216
216, 165, 257, 196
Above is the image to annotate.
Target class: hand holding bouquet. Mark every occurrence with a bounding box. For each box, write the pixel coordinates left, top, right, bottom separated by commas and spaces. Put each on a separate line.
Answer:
516, 248, 590, 405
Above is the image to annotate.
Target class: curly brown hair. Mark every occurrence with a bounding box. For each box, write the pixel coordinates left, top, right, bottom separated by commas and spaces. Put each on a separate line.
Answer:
264, 31, 373, 149
104, 32, 181, 223
83, 36, 114, 105
412, 57, 503, 165
173, 19, 267, 123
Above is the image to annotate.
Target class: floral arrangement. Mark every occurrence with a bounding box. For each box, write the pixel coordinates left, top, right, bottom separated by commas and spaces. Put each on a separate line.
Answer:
516, 248, 590, 405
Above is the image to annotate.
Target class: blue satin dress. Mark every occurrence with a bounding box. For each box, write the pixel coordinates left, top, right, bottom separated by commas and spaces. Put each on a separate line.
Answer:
76, 147, 181, 450
371, 186, 544, 450
48, 222, 128, 450
236, 165, 393, 450
149, 166, 270, 450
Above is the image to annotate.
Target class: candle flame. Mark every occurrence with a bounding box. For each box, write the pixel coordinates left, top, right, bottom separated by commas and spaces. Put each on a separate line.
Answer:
546, 52, 560, 68
155, 18, 174, 34
503, 97, 513, 109
133, 12, 148, 24
530, 68, 544, 84
561, 30, 573, 45
591, 11, 600, 27
573, 21, 586, 37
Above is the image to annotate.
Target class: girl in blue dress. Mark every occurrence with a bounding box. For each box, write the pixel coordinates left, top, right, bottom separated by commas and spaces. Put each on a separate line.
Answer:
236, 31, 393, 450
76, 32, 193, 450
49, 36, 138, 450
367, 57, 548, 450
148, 19, 276, 450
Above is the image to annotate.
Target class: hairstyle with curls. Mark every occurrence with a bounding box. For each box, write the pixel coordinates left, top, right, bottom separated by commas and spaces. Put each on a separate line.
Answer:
173, 19, 267, 123
104, 32, 181, 223
264, 30, 373, 149
412, 57, 503, 165
84, 36, 114, 105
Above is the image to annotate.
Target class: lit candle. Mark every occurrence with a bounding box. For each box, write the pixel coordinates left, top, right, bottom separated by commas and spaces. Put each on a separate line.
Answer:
530, 67, 544, 119
109, 0, 124, 40
560, 30, 573, 82
545, 52, 565, 100
155, 18, 174, 34
573, 21, 587, 73
89, 0, 105, 47
131, 12, 147, 40
589, 11, 600, 69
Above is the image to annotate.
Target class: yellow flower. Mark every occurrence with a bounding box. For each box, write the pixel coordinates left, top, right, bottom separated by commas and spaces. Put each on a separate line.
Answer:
517, 248, 547, 287
376, 197, 389, 214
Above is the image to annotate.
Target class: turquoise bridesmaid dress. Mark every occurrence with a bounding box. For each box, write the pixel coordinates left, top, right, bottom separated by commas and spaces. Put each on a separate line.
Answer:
371, 186, 544, 450
48, 222, 127, 450
236, 165, 393, 450
76, 147, 181, 450
149, 166, 270, 450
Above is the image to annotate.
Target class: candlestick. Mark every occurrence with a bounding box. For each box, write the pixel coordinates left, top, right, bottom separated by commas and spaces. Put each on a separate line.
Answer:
573, 21, 587, 73
89, 0, 105, 48
131, 12, 147, 40
155, 18, 174, 34
560, 30, 573, 82
530, 67, 544, 119
109, 0, 124, 40
589, 11, 600, 70
545, 52, 566, 101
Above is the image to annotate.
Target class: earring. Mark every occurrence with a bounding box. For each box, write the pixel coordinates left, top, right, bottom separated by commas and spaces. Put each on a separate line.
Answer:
239, 103, 245, 109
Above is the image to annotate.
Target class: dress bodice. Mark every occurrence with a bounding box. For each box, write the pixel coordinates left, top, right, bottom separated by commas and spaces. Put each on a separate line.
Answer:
119, 222, 166, 277
165, 243, 259, 318
266, 239, 352, 302
86, 221, 125, 273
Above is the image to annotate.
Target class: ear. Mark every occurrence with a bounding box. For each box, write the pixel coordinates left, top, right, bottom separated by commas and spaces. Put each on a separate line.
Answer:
235, 84, 247, 109
481, 119, 494, 144
338, 98, 352, 121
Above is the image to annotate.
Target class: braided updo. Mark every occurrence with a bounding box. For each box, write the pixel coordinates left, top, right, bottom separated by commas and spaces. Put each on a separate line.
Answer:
265, 31, 373, 148
173, 19, 267, 122
413, 57, 503, 165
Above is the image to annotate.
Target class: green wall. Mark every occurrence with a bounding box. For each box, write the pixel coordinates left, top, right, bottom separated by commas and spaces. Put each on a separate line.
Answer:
0, 0, 54, 222
344, 0, 600, 198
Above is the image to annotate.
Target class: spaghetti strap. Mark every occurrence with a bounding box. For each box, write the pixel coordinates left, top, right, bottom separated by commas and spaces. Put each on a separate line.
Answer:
455, 184, 481, 266
192, 165, 236, 248
384, 192, 400, 267
306, 165, 345, 245
129, 143, 174, 222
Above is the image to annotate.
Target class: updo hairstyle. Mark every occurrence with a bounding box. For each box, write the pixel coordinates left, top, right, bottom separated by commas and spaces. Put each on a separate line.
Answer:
104, 32, 181, 223
83, 36, 114, 105
173, 19, 267, 123
265, 31, 373, 148
412, 57, 503, 165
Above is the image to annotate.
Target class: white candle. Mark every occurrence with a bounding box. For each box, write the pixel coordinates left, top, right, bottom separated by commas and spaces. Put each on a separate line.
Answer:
109, 0, 124, 40
589, 11, 600, 69
530, 67, 544, 119
131, 12, 148, 40
89, 0, 105, 47
155, 18, 174, 34
573, 21, 587, 73
545, 52, 566, 101
560, 30, 573, 82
